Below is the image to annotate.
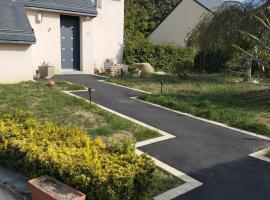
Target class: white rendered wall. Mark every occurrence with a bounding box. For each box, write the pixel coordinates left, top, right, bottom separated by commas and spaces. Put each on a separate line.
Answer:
27, 10, 62, 74
88, 0, 125, 71
0, 44, 33, 83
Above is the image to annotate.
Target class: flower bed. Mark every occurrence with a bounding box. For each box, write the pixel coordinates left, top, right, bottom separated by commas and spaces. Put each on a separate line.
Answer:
0, 111, 155, 200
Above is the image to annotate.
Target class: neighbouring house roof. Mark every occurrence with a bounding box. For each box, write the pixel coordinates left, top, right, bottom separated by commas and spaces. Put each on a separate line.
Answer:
0, 0, 36, 44
196, 0, 224, 11
149, 0, 224, 37
15, 0, 97, 16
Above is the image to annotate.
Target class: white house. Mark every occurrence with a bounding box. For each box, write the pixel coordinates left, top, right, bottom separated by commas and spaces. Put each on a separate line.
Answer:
148, 0, 223, 47
0, 0, 124, 83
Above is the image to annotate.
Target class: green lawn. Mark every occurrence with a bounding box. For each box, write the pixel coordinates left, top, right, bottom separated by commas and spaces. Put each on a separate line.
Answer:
0, 81, 160, 141
0, 81, 182, 197
107, 74, 270, 136
151, 170, 183, 197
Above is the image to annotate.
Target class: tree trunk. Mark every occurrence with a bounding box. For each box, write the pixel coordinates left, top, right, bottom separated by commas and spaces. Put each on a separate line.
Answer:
243, 58, 252, 82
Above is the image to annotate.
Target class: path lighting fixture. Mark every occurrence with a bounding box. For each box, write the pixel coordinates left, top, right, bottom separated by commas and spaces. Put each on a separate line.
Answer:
35, 70, 40, 81
160, 80, 164, 94
88, 88, 93, 104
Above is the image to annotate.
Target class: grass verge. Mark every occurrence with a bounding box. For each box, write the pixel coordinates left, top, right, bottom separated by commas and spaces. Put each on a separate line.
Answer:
0, 81, 159, 142
107, 74, 270, 136
151, 170, 183, 197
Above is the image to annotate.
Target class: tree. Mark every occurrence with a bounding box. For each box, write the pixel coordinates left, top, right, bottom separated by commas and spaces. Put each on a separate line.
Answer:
187, 0, 264, 74
124, 0, 181, 39
234, 7, 270, 80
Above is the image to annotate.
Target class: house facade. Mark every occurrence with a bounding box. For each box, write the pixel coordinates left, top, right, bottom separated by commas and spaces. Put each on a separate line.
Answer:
0, 0, 124, 83
148, 0, 223, 47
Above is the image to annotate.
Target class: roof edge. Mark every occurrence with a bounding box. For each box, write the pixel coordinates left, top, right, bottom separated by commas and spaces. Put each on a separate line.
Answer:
25, 6, 98, 16
0, 40, 35, 44
194, 0, 212, 12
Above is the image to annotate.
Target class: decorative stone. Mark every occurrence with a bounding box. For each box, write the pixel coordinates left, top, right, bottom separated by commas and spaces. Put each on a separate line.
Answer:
252, 79, 259, 84
133, 63, 154, 74
155, 71, 166, 75
132, 69, 142, 77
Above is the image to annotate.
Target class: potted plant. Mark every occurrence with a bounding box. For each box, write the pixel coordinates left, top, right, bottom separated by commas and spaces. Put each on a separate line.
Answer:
28, 176, 86, 200
38, 61, 55, 78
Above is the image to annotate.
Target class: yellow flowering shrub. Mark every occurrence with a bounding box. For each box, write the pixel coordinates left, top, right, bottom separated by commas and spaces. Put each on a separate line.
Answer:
0, 111, 155, 199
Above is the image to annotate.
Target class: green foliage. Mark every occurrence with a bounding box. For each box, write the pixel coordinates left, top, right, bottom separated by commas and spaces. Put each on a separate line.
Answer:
124, 0, 194, 74
0, 82, 160, 142
151, 170, 183, 197
188, 1, 265, 73
125, 36, 194, 72
193, 50, 231, 73
54, 81, 86, 91
139, 82, 270, 136
234, 7, 270, 71
0, 111, 156, 200
107, 74, 270, 136
125, 0, 181, 38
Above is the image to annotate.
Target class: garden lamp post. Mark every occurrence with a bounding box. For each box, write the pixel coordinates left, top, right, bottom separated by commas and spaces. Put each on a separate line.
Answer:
160, 80, 164, 94
88, 88, 93, 104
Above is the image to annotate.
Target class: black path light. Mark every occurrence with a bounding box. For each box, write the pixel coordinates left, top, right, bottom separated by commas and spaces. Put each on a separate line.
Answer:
88, 88, 93, 104
160, 80, 164, 94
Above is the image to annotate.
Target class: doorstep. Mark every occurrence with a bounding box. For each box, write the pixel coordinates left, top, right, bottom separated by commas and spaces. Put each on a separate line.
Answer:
61, 69, 84, 75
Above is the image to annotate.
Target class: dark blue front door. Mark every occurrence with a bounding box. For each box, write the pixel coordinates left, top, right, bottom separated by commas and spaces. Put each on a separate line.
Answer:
60, 15, 80, 70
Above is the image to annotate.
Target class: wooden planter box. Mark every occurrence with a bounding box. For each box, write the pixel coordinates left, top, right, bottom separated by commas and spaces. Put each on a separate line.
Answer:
38, 66, 55, 78
28, 176, 86, 200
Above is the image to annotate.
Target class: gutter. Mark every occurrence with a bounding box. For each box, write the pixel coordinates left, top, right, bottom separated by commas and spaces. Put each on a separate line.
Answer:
25, 6, 98, 17
0, 40, 35, 44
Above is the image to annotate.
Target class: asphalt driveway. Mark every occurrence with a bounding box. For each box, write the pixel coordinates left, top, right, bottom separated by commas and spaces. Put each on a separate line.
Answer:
53, 75, 270, 200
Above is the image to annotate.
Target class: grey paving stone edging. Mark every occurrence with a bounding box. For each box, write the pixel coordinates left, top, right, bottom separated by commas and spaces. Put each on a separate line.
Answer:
64, 91, 203, 199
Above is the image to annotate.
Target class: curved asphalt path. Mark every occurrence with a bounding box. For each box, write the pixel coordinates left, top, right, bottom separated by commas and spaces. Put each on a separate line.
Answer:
54, 75, 270, 200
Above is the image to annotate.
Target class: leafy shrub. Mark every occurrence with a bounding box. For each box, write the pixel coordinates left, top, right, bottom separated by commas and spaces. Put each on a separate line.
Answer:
125, 0, 181, 38
193, 50, 231, 73
0, 111, 155, 200
124, 36, 194, 73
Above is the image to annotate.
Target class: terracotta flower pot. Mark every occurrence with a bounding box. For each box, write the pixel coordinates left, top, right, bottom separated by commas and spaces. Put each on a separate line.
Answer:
28, 176, 86, 200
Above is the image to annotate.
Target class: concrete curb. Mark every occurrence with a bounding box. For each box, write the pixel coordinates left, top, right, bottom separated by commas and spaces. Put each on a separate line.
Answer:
63, 90, 203, 199
130, 97, 270, 141
98, 79, 152, 94
102, 80, 270, 141
136, 149, 202, 200
250, 147, 270, 163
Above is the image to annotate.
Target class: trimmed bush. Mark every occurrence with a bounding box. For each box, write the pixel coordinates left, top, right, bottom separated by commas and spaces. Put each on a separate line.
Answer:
0, 111, 155, 200
124, 36, 194, 73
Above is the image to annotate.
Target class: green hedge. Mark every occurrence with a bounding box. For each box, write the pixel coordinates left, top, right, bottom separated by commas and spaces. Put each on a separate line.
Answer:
125, 0, 181, 38
0, 111, 155, 200
124, 36, 194, 73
